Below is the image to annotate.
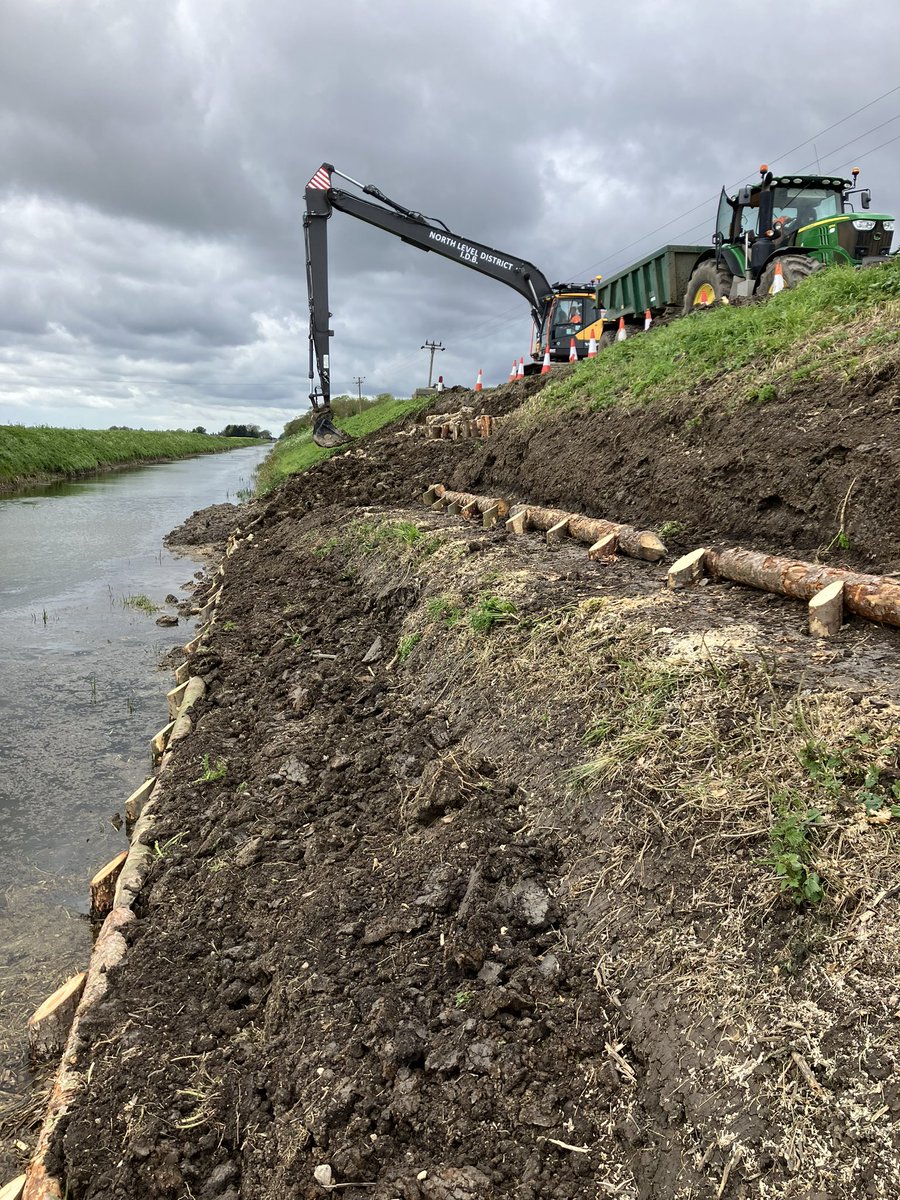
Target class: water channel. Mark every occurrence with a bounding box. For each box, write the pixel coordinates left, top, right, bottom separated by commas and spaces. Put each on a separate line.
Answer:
0, 445, 270, 1164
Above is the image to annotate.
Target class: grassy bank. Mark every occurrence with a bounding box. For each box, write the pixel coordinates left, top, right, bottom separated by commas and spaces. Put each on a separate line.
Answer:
0, 426, 266, 487
256, 395, 432, 493
528, 255, 900, 418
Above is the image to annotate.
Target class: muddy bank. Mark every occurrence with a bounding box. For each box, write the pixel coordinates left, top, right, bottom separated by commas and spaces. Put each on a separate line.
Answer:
452, 367, 900, 573
42, 403, 900, 1198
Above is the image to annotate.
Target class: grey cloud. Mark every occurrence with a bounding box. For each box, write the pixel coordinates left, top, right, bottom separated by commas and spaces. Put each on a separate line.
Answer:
1, 0, 899, 432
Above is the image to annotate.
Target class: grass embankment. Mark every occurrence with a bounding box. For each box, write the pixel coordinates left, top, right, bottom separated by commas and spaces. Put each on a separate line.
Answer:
0, 427, 266, 488
255, 396, 432, 494
529, 255, 900, 418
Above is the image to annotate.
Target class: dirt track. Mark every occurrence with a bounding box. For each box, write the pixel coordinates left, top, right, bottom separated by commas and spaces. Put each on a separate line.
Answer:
35, 381, 900, 1199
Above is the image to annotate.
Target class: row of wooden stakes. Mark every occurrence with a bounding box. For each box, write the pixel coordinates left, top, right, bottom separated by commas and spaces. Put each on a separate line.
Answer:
421, 484, 900, 635
13, 562, 233, 1200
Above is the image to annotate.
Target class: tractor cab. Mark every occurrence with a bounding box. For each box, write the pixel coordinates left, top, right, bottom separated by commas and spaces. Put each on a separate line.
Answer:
535, 286, 604, 361
715, 168, 894, 280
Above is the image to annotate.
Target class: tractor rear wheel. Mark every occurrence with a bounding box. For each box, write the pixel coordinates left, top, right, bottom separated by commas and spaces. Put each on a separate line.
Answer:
682, 260, 733, 313
758, 253, 822, 296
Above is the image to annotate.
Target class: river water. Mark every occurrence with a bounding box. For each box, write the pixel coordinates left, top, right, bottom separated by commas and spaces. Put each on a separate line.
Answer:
0, 445, 270, 1161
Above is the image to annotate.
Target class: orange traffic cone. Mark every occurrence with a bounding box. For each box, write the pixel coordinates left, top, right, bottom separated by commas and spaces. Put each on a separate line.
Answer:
771, 259, 785, 294
644, 309, 652, 331
508, 360, 517, 382
540, 349, 552, 375
587, 331, 597, 357
616, 317, 627, 342
475, 369, 483, 392
517, 356, 525, 378
569, 338, 577, 362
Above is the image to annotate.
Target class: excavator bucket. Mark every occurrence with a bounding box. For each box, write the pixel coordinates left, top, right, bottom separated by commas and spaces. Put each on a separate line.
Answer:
312, 411, 353, 449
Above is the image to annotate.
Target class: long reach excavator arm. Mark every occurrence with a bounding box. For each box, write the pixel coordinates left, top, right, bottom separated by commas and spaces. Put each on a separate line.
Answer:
303, 162, 555, 447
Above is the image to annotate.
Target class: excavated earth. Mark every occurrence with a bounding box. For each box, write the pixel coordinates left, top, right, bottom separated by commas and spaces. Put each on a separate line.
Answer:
46, 374, 900, 1199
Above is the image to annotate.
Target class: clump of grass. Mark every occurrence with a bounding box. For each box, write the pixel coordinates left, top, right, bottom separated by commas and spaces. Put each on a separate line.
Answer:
426, 595, 463, 628
123, 594, 156, 614
397, 632, 422, 663
192, 754, 228, 785
468, 593, 518, 635
345, 518, 441, 559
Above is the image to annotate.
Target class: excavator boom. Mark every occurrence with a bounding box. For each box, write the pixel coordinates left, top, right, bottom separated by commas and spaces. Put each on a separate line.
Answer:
303, 163, 556, 446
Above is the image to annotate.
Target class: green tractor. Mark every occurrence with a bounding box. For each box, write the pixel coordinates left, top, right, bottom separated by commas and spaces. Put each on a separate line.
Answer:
683, 165, 894, 310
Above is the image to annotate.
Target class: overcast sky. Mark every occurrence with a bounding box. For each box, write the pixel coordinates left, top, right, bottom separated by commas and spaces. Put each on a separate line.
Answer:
1, 0, 898, 435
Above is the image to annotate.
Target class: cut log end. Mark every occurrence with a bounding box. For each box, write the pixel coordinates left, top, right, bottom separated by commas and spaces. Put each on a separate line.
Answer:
667, 547, 707, 589
90, 850, 129, 921
0, 1174, 26, 1200
588, 533, 618, 560
546, 518, 570, 546
27, 973, 87, 1059
482, 505, 501, 530
505, 512, 528, 536
809, 580, 844, 638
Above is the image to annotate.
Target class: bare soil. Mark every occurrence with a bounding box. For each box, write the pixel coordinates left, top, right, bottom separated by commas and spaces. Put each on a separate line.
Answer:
45, 381, 900, 1199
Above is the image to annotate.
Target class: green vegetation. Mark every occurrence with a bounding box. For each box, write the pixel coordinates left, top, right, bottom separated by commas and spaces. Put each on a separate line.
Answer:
256, 395, 433, 493
396, 632, 422, 663
122, 593, 156, 614
525, 256, 900, 418
0, 426, 266, 487
425, 595, 464, 628
192, 754, 228, 785
468, 593, 519, 635
344, 517, 441, 560
761, 800, 824, 907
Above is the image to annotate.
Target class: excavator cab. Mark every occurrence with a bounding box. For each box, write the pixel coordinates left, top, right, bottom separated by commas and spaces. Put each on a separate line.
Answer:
538, 289, 603, 360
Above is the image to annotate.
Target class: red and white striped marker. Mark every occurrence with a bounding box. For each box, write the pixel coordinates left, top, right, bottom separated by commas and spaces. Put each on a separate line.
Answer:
644, 308, 652, 331
540, 350, 552, 375
587, 332, 598, 357
474, 368, 483, 392
569, 337, 577, 362
508, 360, 517, 382
517, 356, 525, 378
771, 259, 785, 294
616, 317, 627, 342
436, 375, 444, 392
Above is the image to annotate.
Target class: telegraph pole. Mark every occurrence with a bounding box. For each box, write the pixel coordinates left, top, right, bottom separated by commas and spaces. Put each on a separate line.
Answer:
420, 340, 444, 388
353, 376, 365, 412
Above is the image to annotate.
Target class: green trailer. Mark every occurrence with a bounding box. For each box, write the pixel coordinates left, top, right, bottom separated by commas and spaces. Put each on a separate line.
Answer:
594, 244, 706, 338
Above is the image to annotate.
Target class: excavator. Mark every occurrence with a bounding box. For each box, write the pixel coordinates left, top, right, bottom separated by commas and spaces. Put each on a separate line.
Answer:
303, 163, 601, 446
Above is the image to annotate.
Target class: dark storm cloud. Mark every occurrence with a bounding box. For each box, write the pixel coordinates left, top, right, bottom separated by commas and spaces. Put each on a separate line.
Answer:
1, 0, 899, 431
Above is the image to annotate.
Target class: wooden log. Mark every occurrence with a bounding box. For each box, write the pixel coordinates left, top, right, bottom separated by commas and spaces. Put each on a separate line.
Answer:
89, 851, 129, 921
174, 660, 190, 685
506, 511, 528, 536
27, 974, 86, 1060
438, 489, 509, 518
809, 580, 844, 638
461, 500, 480, 519
667, 547, 707, 589
125, 778, 155, 824
588, 533, 618, 559
24, 909, 134, 1200
510, 503, 665, 561
704, 548, 900, 629
166, 680, 188, 720
546, 517, 570, 546
151, 721, 175, 764
0, 1175, 25, 1200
